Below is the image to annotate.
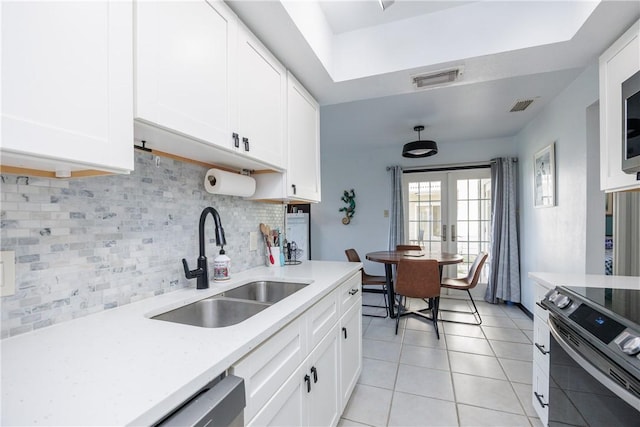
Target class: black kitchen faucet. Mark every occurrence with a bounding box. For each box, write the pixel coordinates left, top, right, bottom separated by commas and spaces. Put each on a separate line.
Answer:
182, 207, 226, 289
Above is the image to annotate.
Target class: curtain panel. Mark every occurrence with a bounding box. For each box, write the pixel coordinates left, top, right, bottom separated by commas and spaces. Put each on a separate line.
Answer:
388, 166, 404, 250
485, 158, 521, 304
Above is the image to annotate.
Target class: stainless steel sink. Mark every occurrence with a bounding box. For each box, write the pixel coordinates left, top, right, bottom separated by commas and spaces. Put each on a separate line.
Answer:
152, 298, 270, 328
223, 281, 309, 304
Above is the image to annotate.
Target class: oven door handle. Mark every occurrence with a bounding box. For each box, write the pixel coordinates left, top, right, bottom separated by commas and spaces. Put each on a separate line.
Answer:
548, 318, 640, 410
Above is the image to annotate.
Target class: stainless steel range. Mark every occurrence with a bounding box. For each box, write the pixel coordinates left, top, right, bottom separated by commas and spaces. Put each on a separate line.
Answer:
541, 286, 640, 426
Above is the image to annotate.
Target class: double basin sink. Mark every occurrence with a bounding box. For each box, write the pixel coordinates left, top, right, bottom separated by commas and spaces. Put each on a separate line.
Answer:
152, 281, 308, 328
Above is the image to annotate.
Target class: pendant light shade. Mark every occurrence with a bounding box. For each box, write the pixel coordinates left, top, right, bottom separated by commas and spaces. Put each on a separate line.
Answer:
402, 126, 438, 158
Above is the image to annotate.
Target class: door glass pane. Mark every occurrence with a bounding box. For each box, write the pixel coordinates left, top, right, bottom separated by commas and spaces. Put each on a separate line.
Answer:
455, 175, 491, 280
406, 179, 442, 252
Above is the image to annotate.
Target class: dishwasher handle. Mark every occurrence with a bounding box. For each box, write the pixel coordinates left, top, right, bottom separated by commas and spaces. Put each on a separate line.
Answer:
157, 374, 245, 427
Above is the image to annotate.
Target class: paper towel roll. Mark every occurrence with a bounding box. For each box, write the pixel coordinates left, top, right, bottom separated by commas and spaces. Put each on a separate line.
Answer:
204, 168, 256, 197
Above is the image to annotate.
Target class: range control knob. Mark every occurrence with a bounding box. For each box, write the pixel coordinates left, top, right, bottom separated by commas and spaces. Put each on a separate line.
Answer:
621, 336, 640, 356
554, 294, 572, 309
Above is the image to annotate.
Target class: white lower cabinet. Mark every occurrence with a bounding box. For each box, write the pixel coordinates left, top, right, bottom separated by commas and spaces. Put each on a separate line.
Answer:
531, 281, 552, 426
339, 303, 362, 411
234, 271, 361, 427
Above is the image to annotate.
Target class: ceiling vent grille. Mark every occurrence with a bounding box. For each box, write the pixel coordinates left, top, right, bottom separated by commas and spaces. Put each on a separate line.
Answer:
412, 68, 461, 89
510, 99, 535, 112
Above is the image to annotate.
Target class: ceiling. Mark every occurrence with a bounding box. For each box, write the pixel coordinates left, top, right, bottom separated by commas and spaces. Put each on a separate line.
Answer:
226, 0, 640, 148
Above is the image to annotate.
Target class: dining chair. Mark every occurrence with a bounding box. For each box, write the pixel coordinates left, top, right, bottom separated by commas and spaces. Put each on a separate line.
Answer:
396, 244, 422, 251
440, 251, 488, 325
394, 258, 441, 338
345, 249, 389, 318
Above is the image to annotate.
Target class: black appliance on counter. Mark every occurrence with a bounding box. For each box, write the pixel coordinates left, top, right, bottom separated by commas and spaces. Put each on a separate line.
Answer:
541, 286, 640, 426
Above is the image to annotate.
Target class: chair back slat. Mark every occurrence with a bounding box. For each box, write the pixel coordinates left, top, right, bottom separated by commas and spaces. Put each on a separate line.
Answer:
466, 252, 489, 285
345, 248, 361, 263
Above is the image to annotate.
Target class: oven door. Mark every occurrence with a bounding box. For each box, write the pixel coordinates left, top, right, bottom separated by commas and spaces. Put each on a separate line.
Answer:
548, 317, 640, 426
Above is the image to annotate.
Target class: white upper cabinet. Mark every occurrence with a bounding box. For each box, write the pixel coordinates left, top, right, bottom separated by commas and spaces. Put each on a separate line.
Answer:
599, 20, 640, 192
287, 72, 322, 202
135, 0, 237, 151
235, 25, 287, 169
134, 0, 286, 171
1, 1, 134, 174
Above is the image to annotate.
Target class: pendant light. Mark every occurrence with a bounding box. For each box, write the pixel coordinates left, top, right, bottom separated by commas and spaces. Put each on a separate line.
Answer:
402, 125, 438, 158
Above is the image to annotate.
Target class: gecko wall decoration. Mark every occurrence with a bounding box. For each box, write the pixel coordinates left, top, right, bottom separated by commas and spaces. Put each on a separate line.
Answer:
339, 189, 356, 224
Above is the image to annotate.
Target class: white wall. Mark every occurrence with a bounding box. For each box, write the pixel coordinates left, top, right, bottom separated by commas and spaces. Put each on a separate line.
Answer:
312, 127, 516, 277
515, 63, 604, 312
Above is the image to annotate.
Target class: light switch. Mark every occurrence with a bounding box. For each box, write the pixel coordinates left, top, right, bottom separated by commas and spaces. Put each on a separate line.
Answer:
0, 251, 16, 297
249, 231, 258, 251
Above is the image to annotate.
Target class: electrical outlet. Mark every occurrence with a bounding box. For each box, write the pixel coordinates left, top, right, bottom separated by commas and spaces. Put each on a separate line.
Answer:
0, 251, 16, 297
383, 210, 389, 218
249, 231, 258, 251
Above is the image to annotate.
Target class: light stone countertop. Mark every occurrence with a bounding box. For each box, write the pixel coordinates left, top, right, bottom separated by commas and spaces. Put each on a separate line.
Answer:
1, 260, 361, 426
529, 272, 640, 290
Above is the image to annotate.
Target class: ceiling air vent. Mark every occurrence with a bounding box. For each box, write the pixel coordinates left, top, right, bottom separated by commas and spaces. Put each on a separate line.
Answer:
510, 99, 535, 112
412, 68, 461, 89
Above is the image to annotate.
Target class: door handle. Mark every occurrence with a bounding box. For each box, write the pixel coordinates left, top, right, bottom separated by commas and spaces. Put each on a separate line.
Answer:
534, 391, 548, 408
442, 225, 447, 242
451, 224, 456, 242
535, 343, 550, 355
232, 132, 239, 148
243, 137, 250, 151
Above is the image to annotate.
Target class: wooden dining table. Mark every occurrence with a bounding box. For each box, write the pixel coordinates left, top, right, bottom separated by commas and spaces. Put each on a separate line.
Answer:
365, 250, 464, 318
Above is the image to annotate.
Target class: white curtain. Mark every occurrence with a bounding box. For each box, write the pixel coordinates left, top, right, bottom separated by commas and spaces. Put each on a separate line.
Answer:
485, 158, 521, 303
388, 166, 404, 250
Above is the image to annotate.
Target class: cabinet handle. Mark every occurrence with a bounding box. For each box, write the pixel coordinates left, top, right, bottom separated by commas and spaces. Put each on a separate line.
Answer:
342, 327, 348, 339
534, 391, 548, 408
348, 288, 359, 296
535, 301, 547, 311
310, 366, 318, 383
243, 137, 250, 151
291, 184, 297, 195
232, 132, 239, 148
535, 343, 550, 355
442, 225, 447, 242
304, 374, 311, 393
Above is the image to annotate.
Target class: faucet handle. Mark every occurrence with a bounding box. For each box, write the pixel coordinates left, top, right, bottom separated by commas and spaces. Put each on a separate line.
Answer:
182, 258, 202, 280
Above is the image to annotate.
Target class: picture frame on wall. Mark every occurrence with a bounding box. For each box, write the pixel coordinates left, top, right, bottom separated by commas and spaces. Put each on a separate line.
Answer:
534, 142, 555, 207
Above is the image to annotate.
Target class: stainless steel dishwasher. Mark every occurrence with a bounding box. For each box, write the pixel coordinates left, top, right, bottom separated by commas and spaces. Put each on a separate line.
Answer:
156, 374, 245, 427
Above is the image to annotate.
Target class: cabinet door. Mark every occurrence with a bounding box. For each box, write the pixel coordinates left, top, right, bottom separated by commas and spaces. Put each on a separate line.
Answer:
135, 0, 236, 150
532, 362, 550, 426
1, 1, 133, 173
248, 364, 307, 427
287, 73, 321, 202
599, 21, 640, 192
339, 303, 362, 412
236, 25, 286, 169
231, 319, 305, 421
307, 326, 340, 427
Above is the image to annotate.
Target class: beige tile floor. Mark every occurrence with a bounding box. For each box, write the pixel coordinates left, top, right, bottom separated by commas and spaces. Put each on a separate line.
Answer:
339, 295, 543, 427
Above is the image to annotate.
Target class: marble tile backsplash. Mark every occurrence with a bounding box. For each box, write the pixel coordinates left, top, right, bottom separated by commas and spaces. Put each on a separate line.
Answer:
0, 152, 284, 338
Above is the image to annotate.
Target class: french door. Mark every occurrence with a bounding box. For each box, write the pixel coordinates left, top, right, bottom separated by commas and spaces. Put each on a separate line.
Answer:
402, 169, 491, 283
